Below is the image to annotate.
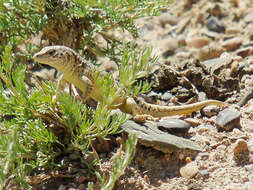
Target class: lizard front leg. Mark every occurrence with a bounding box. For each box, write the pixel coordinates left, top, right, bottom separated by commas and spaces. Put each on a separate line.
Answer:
53, 75, 67, 102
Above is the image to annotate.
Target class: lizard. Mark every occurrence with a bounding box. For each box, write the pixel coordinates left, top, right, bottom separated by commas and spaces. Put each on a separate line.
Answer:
33, 45, 226, 118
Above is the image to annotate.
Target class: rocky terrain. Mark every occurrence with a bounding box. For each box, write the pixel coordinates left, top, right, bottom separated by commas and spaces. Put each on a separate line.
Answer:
113, 0, 253, 189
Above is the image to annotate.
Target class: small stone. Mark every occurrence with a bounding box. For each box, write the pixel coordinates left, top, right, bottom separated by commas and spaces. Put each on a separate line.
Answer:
226, 27, 241, 35
199, 152, 209, 160
236, 47, 253, 58
180, 161, 199, 179
197, 45, 225, 61
157, 118, 191, 134
206, 17, 225, 33
186, 36, 211, 48
230, 0, 239, 7
161, 92, 173, 101
184, 118, 201, 126
199, 169, 209, 177
216, 107, 241, 131
222, 37, 242, 51
160, 38, 179, 57
210, 4, 223, 18
232, 139, 249, 164
159, 13, 178, 27
146, 91, 159, 103
201, 105, 220, 117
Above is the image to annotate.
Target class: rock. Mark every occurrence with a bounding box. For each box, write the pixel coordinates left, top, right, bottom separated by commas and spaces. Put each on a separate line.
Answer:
180, 161, 199, 179
222, 37, 242, 51
157, 118, 191, 134
216, 107, 241, 131
210, 4, 224, 18
184, 118, 201, 126
186, 36, 211, 48
226, 27, 241, 35
160, 38, 179, 57
201, 55, 231, 75
232, 139, 249, 164
206, 17, 226, 33
145, 91, 159, 103
161, 92, 173, 101
197, 45, 225, 61
121, 120, 202, 153
199, 169, 209, 177
159, 13, 178, 27
201, 105, 220, 117
236, 47, 253, 58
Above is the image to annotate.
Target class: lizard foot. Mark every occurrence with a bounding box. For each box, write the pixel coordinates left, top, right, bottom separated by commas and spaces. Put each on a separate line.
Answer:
133, 114, 160, 124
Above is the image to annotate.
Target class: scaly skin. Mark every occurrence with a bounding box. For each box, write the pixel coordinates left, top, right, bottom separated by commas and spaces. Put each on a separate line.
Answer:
33, 46, 103, 103
33, 45, 226, 117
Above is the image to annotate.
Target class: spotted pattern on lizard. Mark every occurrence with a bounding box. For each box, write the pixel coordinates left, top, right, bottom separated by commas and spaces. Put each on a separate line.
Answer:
33, 45, 226, 118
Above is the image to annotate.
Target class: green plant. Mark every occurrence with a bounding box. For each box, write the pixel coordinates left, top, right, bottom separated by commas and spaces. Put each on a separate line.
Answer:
0, 0, 171, 188
96, 133, 137, 190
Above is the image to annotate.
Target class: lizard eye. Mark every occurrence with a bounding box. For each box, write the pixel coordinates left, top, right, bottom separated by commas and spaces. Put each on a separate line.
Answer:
48, 50, 56, 56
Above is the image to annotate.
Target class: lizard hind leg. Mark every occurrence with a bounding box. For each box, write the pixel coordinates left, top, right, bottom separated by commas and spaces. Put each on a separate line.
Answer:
133, 114, 160, 124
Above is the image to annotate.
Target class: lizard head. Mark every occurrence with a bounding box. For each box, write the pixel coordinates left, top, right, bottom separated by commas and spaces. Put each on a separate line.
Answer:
33, 46, 77, 71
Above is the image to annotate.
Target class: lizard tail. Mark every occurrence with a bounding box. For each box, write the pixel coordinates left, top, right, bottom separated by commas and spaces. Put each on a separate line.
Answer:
133, 96, 224, 117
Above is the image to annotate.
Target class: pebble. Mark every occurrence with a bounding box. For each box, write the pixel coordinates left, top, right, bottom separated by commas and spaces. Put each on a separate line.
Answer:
198, 152, 209, 160
197, 45, 225, 61
201, 105, 220, 117
186, 36, 211, 48
159, 13, 178, 27
232, 139, 249, 164
161, 91, 173, 101
184, 118, 201, 126
206, 17, 226, 33
160, 38, 179, 57
226, 27, 241, 35
216, 107, 241, 131
180, 161, 199, 179
199, 169, 209, 177
222, 37, 242, 51
157, 118, 191, 134
236, 47, 253, 58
